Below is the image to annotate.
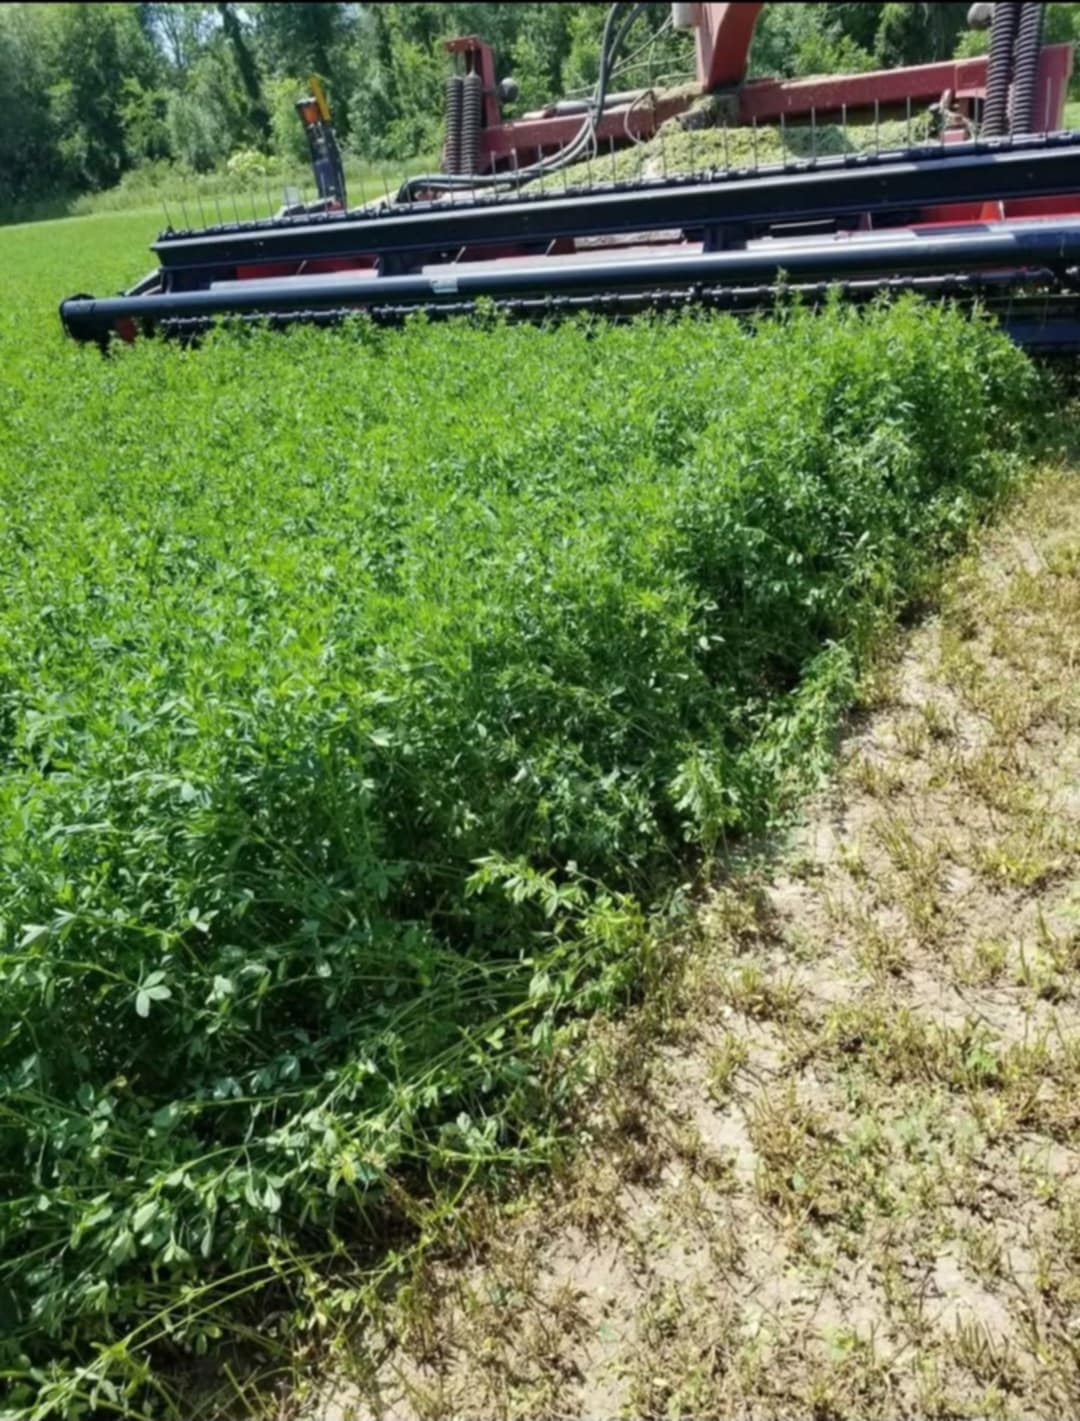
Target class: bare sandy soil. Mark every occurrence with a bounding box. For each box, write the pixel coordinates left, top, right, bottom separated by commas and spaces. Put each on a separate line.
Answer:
314, 468, 1080, 1421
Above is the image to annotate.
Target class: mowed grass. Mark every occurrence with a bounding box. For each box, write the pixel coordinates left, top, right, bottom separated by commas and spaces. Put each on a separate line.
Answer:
1, 154, 443, 229
0, 213, 1041, 1417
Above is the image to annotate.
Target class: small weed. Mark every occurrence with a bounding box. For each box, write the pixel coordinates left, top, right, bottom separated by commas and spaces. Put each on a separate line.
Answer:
705, 1030, 750, 1101
974, 833, 1062, 890
719, 963, 803, 1022
951, 937, 1009, 987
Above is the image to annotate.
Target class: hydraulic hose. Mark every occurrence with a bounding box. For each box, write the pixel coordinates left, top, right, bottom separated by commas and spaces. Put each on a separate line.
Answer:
981, 1, 1021, 136
1009, 2, 1046, 135
397, 1, 650, 202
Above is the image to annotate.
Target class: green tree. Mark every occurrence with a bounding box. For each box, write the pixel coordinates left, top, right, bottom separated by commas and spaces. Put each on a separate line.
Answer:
874, 1, 969, 67
749, 4, 875, 78
0, 5, 63, 204
217, 2, 270, 139
251, 3, 357, 129
508, 5, 574, 112
142, 2, 216, 71
44, 3, 163, 190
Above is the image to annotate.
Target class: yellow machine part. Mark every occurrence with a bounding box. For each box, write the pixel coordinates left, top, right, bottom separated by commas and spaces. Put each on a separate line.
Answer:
309, 74, 332, 123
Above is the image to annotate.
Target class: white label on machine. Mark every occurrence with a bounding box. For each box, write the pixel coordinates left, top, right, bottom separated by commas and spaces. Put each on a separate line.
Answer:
431, 277, 459, 294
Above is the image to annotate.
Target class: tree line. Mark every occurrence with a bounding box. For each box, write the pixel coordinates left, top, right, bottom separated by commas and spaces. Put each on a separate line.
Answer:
2, 2, 1078, 210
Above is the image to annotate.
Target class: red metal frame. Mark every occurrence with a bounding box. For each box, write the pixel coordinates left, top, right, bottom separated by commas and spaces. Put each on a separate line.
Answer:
446, 36, 502, 131
739, 43, 1072, 124
448, 0, 1071, 175
695, 2, 765, 89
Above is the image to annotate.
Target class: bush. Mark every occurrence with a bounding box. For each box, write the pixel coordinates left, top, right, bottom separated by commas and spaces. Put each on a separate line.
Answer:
0, 297, 1035, 1415
226, 146, 275, 180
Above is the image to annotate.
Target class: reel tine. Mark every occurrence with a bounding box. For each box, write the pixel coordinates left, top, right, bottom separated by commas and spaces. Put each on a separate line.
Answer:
196, 190, 208, 230
722, 119, 730, 171
230, 187, 242, 226
180, 189, 191, 231
537, 146, 544, 193
161, 196, 173, 232
841, 103, 848, 148
213, 191, 226, 228
752, 116, 759, 170
560, 143, 569, 192
382, 167, 391, 205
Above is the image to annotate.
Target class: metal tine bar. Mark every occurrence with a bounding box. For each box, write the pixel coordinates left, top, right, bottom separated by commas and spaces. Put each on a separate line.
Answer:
537, 147, 545, 194
230, 187, 242, 226
722, 119, 730, 172
196, 189, 208, 229
161, 196, 173, 231
381, 167, 391, 206
841, 103, 847, 150
248, 183, 258, 224
213, 190, 226, 228
560, 143, 569, 192
263, 174, 274, 221
752, 115, 759, 170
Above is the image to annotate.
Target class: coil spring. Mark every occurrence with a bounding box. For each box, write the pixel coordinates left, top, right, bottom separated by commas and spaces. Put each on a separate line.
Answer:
1010, 2, 1046, 135
982, 1, 1022, 136
461, 71, 482, 177
444, 74, 464, 175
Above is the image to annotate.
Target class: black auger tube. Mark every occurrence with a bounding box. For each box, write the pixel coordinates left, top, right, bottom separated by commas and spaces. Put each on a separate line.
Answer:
1010, 2, 1047, 135
59, 223, 1080, 343
983, 1, 1022, 136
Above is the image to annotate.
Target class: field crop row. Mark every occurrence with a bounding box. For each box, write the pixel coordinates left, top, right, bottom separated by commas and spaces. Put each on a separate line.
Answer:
0, 277, 1036, 1414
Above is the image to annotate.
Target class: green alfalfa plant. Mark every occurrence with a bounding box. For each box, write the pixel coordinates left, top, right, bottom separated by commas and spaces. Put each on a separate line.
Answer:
0, 261, 1040, 1417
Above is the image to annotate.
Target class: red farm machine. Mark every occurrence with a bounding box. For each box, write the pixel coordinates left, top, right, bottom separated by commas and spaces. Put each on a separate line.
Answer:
61, 2, 1080, 352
